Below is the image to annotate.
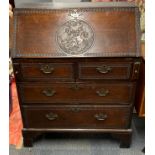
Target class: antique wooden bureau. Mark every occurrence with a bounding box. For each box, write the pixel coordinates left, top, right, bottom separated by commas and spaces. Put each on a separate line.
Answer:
11, 2, 142, 147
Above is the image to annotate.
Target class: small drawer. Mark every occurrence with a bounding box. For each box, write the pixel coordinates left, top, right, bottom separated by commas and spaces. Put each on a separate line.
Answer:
15, 63, 74, 82
23, 105, 131, 129
19, 82, 136, 105
78, 62, 132, 80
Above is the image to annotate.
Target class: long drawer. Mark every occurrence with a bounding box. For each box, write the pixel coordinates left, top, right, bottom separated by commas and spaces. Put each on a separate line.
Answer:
18, 82, 136, 105
22, 105, 131, 129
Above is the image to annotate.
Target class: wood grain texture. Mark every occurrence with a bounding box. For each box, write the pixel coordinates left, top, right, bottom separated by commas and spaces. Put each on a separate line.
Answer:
22, 105, 131, 129
12, 3, 141, 148
135, 60, 145, 117
18, 82, 136, 104
13, 57, 141, 82
12, 5, 140, 58
20, 63, 74, 81
78, 61, 132, 80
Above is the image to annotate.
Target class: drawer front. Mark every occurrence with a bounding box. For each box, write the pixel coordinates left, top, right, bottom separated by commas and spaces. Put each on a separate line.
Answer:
78, 62, 132, 80
16, 63, 74, 81
19, 82, 135, 104
23, 106, 131, 129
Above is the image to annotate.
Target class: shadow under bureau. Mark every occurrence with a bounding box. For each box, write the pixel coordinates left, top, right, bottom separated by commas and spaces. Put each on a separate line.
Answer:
11, 2, 142, 148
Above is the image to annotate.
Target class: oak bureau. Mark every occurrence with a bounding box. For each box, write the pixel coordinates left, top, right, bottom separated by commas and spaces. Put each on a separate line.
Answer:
11, 2, 142, 147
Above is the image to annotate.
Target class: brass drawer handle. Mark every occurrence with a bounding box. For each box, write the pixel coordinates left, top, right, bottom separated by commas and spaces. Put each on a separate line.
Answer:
40, 65, 54, 74
94, 113, 107, 121
96, 65, 112, 74
45, 112, 58, 121
42, 89, 56, 97
70, 107, 81, 112
96, 89, 109, 97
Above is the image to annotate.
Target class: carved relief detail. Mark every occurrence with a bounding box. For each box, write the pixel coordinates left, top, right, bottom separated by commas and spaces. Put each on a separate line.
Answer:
13, 7, 140, 58
56, 19, 94, 55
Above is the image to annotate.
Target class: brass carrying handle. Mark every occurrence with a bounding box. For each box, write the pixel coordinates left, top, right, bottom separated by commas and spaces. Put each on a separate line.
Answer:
94, 113, 107, 121
96, 89, 109, 97
96, 65, 112, 74
42, 89, 56, 97
40, 65, 54, 74
45, 112, 58, 121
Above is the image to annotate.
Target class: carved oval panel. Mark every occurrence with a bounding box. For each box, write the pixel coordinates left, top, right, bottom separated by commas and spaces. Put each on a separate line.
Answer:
56, 19, 94, 55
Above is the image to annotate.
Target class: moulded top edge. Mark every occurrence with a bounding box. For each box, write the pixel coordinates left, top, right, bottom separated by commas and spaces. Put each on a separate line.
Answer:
15, 2, 137, 10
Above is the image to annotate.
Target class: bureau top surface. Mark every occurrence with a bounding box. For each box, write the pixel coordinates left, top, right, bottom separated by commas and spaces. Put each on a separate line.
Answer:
12, 2, 140, 58
15, 2, 136, 9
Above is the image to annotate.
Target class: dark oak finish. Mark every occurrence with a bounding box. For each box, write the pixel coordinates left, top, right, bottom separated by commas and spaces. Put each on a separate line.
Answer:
12, 2, 140, 58
14, 10, 137, 57
78, 62, 132, 80
111, 131, 132, 148
22, 105, 131, 129
135, 42, 145, 117
19, 63, 74, 82
135, 60, 145, 117
19, 82, 136, 104
11, 2, 142, 148
13, 57, 141, 81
